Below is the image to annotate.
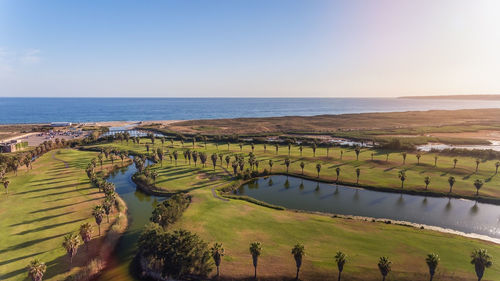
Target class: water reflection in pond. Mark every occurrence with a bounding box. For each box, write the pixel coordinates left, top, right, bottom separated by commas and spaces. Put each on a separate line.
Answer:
238, 175, 500, 239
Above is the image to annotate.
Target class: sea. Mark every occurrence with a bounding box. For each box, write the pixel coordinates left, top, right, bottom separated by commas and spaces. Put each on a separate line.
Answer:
1, 97, 500, 124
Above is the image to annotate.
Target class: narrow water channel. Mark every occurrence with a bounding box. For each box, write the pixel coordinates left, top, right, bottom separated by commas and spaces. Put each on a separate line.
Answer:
97, 159, 165, 281
238, 175, 500, 240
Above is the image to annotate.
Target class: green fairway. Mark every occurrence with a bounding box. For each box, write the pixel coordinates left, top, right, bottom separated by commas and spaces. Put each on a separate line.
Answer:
90, 140, 500, 280
93, 139, 500, 199
0, 149, 119, 281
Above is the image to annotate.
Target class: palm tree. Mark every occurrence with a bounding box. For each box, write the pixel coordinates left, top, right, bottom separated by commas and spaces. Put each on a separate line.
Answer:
27, 258, 46, 281
370, 153, 374, 161
386, 153, 389, 162
416, 153, 421, 165
398, 170, 406, 189
211, 243, 225, 279
434, 156, 438, 167
378, 256, 392, 281
211, 153, 218, 171
424, 176, 431, 190
470, 249, 492, 281
299, 144, 303, 156
62, 233, 81, 267
425, 253, 440, 281
92, 205, 104, 236
355, 168, 361, 184
354, 146, 361, 160
401, 152, 407, 165
334, 251, 347, 281
475, 159, 481, 173
225, 155, 231, 168
268, 159, 274, 173
239, 143, 243, 151
102, 199, 113, 223
300, 161, 305, 175
312, 143, 317, 157
340, 150, 343, 160
448, 176, 455, 193
285, 158, 291, 173
335, 167, 341, 182
495, 161, 500, 174
172, 150, 178, 166
474, 179, 484, 196
288, 143, 291, 156
453, 158, 458, 169
316, 163, 321, 178
275, 143, 279, 155
263, 143, 267, 153
79, 222, 93, 252
291, 243, 305, 280
3, 178, 9, 194
249, 242, 262, 279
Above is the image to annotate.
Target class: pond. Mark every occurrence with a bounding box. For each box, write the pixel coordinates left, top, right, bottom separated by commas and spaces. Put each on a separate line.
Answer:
237, 175, 500, 240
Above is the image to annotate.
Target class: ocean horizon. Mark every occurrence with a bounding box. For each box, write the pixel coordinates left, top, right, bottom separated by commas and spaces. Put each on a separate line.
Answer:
2, 97, 500, 124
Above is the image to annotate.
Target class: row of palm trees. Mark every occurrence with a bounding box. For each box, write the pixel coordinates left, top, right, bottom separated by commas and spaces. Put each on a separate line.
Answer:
209, 242, 492, 281
114, 133, 500, 174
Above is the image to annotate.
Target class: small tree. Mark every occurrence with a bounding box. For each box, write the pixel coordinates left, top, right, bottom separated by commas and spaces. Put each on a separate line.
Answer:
495, 161, 500, 174
475, 159, 481, 173
354, 146, 361, 161
355, 168, 361, 184
62, 233, 81, 267
285, 158, 291, 173
425, 253, 440, 281
79, 222, 93, 252
378, 256, 392, 281
470, 249, 492, 281
291, 243, 305, 280
448, 176, 455, 193
453, 158, 458, 169
335, 167, 341, 182
434, 156, 438, 167
398, 170, 407, 189
27, 259, 46, 281
249, 242, 262, 279
401, 152, 407, 165
335, 251, 347, 281
300, 161, 305, 175
211, 243, 225, 279
424, 176, 431, 190
316, 163, 321, 178
92, 205, 104, 236
474, 179, 484, 196
269, 159, 274, 173
416, 153, 421, 165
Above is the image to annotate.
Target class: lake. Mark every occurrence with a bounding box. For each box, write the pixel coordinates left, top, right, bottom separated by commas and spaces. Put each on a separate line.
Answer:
238, 175, 500, 240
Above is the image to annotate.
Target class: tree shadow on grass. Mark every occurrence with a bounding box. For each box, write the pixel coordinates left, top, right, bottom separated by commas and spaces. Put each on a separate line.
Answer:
15, 218, 87, 236
0, 232, 69, 255
10, 211, 75, 226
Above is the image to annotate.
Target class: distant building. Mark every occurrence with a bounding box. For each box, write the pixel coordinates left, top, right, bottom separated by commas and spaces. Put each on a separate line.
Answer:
0, 140, 27, 153
51, 122, 72, 127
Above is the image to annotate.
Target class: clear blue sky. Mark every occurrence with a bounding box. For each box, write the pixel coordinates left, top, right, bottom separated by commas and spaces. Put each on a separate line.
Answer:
1, 0, 499, 97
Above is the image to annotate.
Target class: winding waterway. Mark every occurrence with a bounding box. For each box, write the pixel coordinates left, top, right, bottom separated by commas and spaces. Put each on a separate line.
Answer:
97, 159, 165, 281
238, 175, 500, 240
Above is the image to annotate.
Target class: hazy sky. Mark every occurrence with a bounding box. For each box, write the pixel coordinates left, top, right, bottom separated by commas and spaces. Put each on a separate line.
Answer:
1, 0, 499, 97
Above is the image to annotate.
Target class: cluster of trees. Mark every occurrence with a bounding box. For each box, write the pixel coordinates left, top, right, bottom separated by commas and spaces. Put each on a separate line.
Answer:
150, 193, 191, 229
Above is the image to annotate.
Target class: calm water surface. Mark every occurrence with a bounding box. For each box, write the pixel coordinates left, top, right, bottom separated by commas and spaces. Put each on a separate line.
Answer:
97, 159, 165, 281
2, 97, 500, 123
238, 176, 500, 239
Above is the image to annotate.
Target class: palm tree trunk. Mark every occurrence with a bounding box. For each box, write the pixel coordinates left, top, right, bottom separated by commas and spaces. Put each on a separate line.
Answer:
296, 267, 299, 280
254, 266, 257, 279
216, 266, 220, 279
429, 274, 433, 281
338, 271, 341, 281
382, 276, 386, 281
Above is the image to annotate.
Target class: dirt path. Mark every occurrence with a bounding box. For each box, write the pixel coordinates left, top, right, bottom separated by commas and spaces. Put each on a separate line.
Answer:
51, 152, 69, 168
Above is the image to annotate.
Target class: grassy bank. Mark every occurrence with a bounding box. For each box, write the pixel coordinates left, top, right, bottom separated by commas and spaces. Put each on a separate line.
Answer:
0, 149, 127, 281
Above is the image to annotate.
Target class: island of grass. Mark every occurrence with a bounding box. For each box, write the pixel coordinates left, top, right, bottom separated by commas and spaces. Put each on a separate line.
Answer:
87, 137, 500, 280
